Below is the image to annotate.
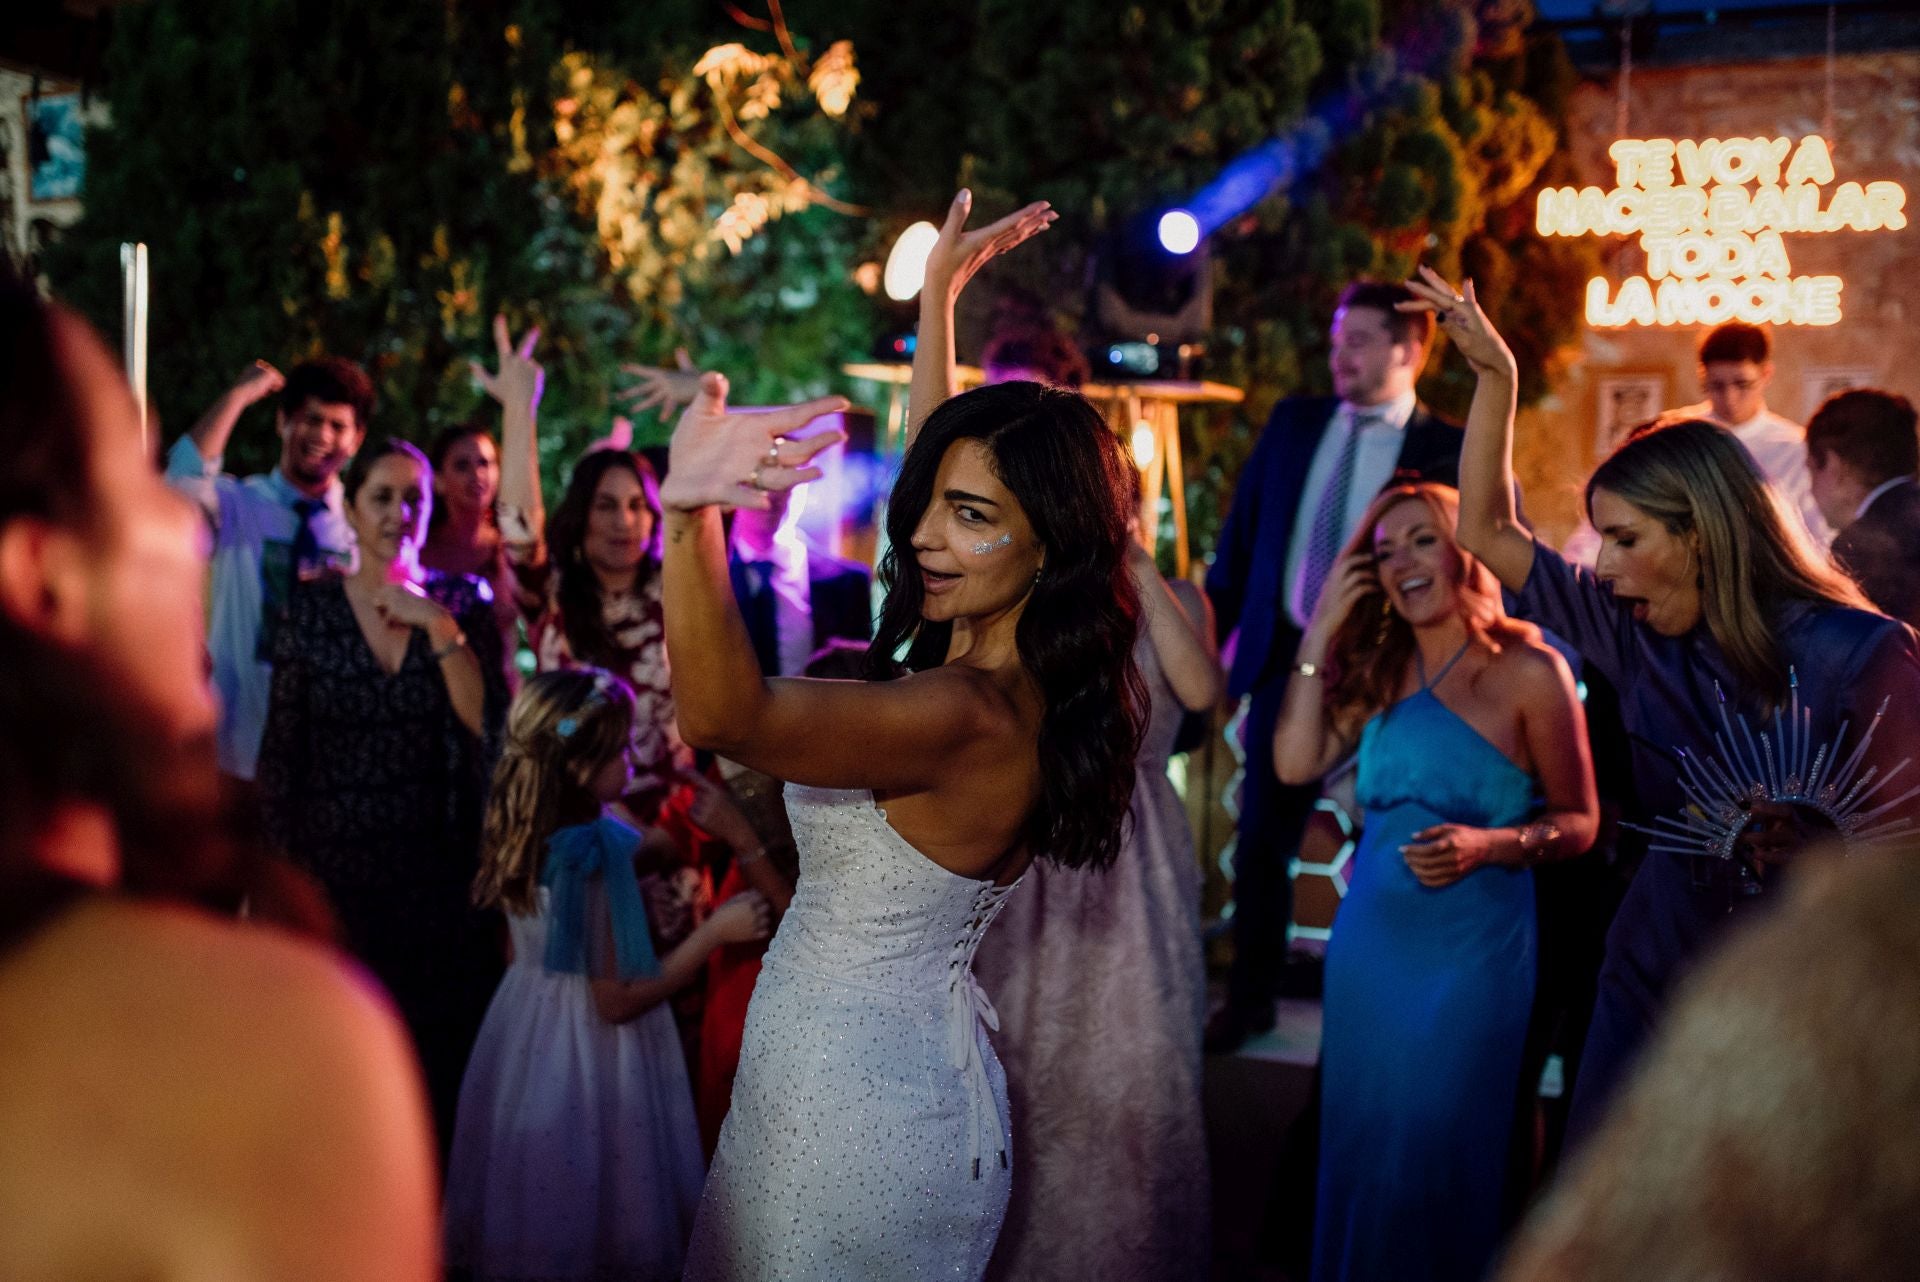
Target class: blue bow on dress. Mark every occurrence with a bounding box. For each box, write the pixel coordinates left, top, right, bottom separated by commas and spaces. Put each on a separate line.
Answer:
539, 817, 660, 980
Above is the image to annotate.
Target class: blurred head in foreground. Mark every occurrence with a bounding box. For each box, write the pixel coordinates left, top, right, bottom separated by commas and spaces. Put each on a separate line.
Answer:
1498, 842, 1920, 1282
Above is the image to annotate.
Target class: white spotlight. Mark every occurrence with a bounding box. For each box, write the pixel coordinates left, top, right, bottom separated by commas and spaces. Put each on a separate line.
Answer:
1157, 209, 1201, 255
883, 221, 941, 301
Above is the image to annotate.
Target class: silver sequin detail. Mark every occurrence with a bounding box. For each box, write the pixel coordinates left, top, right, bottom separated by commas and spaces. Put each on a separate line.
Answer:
684, 785, 1024, 1281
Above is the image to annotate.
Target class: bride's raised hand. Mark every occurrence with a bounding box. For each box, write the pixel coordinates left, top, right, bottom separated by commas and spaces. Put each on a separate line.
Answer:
1400, 267, 1515, 382
922, 189, 1058, 303
660, 372, 848, 512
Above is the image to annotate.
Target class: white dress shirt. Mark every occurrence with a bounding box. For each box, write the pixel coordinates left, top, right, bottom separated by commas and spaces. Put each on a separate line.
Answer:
1284, 390, 1418, 629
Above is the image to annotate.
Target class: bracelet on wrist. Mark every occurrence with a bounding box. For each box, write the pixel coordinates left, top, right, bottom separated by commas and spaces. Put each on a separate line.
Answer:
1517, 820, 1561, 865
1292, 659, 1326, 679
429, 629, 468, 661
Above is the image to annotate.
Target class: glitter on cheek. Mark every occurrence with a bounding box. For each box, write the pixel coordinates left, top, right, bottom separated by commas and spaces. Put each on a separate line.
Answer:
969, 533, 1013, 556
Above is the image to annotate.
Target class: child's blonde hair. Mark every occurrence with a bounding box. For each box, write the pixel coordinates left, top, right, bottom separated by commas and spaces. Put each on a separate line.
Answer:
474, 668, 636, 913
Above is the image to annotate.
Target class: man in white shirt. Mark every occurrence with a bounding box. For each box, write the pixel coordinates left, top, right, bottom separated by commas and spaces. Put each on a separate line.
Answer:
1666, 321, 1833, 547
166, 358, 370, 782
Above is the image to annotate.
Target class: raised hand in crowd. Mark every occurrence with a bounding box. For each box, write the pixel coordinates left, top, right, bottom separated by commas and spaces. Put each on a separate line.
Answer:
470, 314, 546, 557
620, 347, 701, 421
907, 188, 1057, 442
658, 372, 848, 513
183, 359, 285, 462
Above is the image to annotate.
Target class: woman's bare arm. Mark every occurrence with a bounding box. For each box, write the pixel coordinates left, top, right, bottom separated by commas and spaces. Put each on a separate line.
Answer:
1399, 268, 1536, 591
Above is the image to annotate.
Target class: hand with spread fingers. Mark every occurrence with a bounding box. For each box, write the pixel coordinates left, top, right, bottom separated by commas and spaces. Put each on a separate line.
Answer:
1399, 266, 1515, 382
922, 189, 1058, 304
660, 371, 849, 512
619, 347, 701, 421
470, 314, 545, 414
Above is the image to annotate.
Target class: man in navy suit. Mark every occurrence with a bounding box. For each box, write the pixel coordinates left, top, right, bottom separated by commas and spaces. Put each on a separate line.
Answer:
728, 484, 873, 676
1204, 281, 1465, 1050
1807, 388, 1920, 630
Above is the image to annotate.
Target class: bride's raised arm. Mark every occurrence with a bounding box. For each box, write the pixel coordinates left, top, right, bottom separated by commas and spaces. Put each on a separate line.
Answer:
660, 374, 1022, 796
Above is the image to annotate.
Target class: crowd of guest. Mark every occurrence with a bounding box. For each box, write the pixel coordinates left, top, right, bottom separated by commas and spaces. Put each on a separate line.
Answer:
3, 175, 1920, 1282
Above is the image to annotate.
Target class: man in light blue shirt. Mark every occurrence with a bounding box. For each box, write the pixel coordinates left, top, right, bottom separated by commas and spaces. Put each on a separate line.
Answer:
166, 357, 371, 780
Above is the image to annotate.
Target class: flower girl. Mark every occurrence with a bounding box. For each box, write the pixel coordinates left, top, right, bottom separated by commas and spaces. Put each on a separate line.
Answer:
444, 668, 770, 1280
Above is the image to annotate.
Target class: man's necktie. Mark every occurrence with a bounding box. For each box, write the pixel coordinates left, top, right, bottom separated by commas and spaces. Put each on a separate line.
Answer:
1298, 410, 1380, 619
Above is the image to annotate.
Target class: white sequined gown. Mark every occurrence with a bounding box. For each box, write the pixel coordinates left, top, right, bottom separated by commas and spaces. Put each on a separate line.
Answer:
683, 785, 1023, 1281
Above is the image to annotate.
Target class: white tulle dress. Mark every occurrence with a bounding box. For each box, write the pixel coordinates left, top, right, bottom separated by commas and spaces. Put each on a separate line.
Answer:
683, 785, 1024, 1281
443, 819, 706, 1281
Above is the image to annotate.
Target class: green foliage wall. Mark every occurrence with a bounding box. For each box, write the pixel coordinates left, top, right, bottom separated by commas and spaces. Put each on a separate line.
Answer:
47, 0, 1593, 554
47, 0, 874, 480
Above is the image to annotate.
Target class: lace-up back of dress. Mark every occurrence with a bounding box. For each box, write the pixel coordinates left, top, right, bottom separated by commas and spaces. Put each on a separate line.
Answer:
773, 784, 1021, 999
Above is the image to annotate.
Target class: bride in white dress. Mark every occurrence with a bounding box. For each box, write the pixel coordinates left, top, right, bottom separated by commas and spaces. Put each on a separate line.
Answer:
658, 362, 1146, 1280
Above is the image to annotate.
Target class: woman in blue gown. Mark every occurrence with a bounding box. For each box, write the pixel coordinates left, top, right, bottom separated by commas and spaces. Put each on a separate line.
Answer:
1410, 266, 1920, 1145
1275, 483, 1600, 1282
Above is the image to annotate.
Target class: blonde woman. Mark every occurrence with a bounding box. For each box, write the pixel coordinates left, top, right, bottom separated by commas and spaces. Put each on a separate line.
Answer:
444, 669, 769, 1282
1274, 481, 1597, 1282
1420, 262, 1920, 1142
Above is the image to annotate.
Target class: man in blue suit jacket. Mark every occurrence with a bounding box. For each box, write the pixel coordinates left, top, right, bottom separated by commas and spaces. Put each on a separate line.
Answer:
1204, 281, 1465, 1050
727, 487, 873, 677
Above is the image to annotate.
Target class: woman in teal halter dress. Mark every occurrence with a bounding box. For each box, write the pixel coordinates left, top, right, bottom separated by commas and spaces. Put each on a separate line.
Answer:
1274, 483, 1600, 1282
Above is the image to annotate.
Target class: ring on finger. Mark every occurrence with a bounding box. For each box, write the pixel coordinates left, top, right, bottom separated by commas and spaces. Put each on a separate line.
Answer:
746, 465, 766, 490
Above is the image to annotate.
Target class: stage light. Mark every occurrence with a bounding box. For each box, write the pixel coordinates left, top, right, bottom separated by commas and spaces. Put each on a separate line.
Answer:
1130, 420, 1157, 467
883, 221, 941, 301
1157, 210, 1201, 255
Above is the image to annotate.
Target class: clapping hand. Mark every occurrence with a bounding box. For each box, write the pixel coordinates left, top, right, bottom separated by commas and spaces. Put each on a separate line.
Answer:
660, 372, 848, 513
470, 314, 545, 414
620, 348, 702, 421
922, 189, 1057, 303
1399, 267, 1515, 381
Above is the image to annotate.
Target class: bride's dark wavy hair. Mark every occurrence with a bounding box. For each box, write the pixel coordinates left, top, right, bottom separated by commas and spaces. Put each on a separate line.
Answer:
865, 381, 1145, 871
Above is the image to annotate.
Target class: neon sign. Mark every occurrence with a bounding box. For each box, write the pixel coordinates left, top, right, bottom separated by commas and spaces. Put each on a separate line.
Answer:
1535, 136, 1907, 328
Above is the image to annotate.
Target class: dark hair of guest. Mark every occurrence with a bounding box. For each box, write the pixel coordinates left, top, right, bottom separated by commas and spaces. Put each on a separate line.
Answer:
545, 448, 664, 667
1336, 280, 1435, 350
1806, 388, 1919, 485
278, 356, 376, 431
424, 421, 495, 533
1697, 320, 1770, 366
866, 381, 1145, 871
341, 436, 432, 507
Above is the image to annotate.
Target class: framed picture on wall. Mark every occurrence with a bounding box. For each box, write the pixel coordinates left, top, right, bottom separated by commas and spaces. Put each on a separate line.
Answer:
25, 91, 86, 205
1593, 373, 1667, 459
1801, 368, 1878, 420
